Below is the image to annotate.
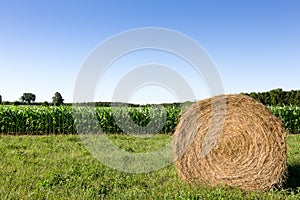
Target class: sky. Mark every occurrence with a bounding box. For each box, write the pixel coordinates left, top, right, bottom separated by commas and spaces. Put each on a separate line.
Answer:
0, 0, 299, 104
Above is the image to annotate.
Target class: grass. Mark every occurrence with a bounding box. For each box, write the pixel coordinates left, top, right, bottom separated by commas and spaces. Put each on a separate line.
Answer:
0, 134, 299, 199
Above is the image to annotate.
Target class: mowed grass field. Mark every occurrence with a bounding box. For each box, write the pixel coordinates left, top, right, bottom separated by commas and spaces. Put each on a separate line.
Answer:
0, 134, 299, 199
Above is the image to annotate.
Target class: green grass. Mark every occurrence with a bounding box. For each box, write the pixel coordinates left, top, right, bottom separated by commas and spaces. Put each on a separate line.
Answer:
0, 134, 300, 199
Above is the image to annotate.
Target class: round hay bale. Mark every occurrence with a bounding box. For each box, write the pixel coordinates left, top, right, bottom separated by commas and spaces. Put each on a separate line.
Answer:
173, 94, 287, 191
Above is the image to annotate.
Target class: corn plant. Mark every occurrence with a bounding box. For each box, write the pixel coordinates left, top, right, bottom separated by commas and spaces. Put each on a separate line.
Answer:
269, 105, 300, 134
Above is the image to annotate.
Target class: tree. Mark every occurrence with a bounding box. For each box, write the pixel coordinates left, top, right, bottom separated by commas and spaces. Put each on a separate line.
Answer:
269, 88, 283, 106
0, 95, 2, 104
20, 93, 36, 104
52, 92, 64, 106
13, 101, 21, 106
42, 101, 49, 106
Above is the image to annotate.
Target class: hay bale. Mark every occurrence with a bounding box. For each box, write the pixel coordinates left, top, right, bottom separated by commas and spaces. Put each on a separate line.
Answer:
173, 94, 287, 191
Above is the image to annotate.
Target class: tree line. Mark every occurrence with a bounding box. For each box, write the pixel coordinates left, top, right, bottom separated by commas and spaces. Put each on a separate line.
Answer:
242, 88, 300, 106
1, 88, 300, 106
0, 92, 64, 106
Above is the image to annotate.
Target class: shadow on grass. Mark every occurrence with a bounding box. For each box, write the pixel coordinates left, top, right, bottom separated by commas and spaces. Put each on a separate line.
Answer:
283, 164, 300, 192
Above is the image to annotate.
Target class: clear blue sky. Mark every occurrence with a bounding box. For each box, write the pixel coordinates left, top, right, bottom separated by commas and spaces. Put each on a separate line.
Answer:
0, 0, 299, 103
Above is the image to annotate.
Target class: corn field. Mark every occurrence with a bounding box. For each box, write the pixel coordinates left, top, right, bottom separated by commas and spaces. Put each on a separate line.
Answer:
0, 105, 181, 135
0, 105, 75, 134
0, 104, 299, 134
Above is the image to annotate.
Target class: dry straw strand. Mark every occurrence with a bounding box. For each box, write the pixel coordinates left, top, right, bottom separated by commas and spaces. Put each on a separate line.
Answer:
173, 94, 287, 191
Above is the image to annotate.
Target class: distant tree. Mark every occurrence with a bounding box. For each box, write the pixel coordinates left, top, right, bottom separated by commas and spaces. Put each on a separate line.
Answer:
42, 101, 49, 106
269, 88, 283, 106
293, 91, 300, 106
20, 93, 36, 104
0, 95, 2, 104
287, 90, 296, 105
247, 92, 258, 102
13, 101, 21, 106
52, 92, 64, 106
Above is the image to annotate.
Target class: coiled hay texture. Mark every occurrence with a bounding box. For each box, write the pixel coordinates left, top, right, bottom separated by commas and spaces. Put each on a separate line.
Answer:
173, 94, 287, 191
